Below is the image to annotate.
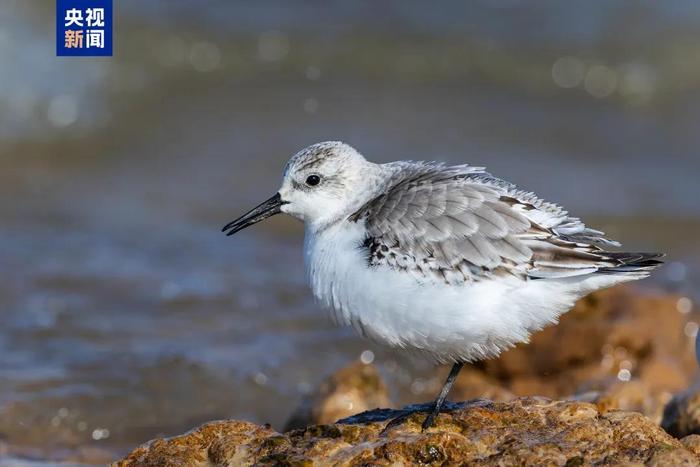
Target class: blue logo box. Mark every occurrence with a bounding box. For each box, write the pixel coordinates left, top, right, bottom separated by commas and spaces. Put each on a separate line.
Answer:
56, 0, 113, 56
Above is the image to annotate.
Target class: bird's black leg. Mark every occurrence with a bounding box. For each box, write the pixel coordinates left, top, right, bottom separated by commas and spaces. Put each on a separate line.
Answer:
421, 362, 464, 431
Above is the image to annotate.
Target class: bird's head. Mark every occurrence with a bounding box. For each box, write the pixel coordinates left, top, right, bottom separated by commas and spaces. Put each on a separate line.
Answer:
223, 141, 377, 236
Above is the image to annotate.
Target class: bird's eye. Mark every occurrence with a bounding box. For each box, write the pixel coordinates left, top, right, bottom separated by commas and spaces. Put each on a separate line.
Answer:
305, 175, 321, 187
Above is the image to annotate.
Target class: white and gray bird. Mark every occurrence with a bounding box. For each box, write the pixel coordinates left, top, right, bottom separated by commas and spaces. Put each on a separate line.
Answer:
223, 141, 663, 429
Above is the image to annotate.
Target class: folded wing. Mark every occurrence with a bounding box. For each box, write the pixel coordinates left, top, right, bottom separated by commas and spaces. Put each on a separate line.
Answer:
350, 162, 661, 284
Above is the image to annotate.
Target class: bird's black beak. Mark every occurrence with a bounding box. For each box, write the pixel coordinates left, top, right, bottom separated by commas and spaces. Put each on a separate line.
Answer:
222, 193, 287, 236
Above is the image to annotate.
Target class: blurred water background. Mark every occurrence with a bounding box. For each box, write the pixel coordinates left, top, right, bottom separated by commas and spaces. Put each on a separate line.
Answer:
1, 1, 700, 463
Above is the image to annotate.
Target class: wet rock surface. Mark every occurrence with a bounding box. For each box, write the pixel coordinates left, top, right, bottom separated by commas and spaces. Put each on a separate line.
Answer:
114, 397, 698, 466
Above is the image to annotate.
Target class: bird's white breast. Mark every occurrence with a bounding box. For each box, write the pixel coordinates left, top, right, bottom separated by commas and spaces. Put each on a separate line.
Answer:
304, 221, 588, 363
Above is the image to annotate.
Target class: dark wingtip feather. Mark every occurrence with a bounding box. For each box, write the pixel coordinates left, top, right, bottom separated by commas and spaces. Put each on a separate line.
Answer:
599, 252, 665, 273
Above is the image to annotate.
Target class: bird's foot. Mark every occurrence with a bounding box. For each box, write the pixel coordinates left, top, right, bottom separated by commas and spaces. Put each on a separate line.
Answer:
421, 403, 441, 431
375, 403, 434, 435
382, 411, 415, 432
374, 401, 455, 434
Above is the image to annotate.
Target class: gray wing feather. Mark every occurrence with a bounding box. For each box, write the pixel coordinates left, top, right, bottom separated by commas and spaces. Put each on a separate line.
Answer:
352, 162, 637, 283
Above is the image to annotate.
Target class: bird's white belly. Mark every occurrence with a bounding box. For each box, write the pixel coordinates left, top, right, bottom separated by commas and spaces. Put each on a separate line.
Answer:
305, 222, 583, 363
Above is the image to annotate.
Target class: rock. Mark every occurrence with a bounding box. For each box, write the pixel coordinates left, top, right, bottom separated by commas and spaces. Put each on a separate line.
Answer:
114, 397, 698, 466
114, 420, 277, 467
449, 286, 698, 422
646, 447, 699, 466
682, 434, 700, 457
662, 382, 700, 438
589, 380, 673, 425
284, 360, 391, 430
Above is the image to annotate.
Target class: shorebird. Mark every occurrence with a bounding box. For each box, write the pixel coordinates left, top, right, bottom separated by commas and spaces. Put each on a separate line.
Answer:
223, 141, 663, 430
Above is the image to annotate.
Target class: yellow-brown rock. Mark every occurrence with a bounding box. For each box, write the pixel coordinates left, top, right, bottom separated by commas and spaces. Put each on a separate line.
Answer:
284, 360, 391, 430
114, 397, 698, 466
450, 286, 698, 422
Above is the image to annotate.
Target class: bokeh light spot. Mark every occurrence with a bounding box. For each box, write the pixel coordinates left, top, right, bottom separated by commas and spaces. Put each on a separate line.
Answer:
257, 31, 290, 62
584, 65, 618, 98
189, 41, 221, 72
677, 297, 693, 314
552, 56, 585, 88
47, 94, 79, 127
